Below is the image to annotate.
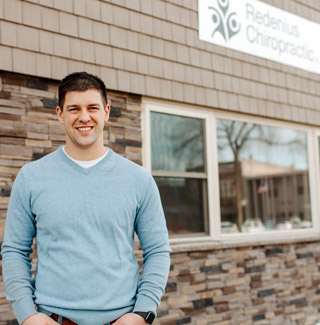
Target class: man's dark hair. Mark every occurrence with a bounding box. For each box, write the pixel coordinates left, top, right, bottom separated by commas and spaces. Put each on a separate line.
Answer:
58, 71, 108, 109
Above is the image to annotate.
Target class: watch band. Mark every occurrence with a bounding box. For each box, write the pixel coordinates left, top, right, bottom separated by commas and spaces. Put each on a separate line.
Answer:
134, 311, 155, 324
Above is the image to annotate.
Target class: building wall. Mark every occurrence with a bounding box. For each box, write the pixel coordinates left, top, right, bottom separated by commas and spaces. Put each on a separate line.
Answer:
161, 237, 320, 325
0, 0, 320, 125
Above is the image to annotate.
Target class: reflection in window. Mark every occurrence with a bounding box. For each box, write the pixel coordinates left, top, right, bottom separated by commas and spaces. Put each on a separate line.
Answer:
151, 113, 205, 173
151, 112, 208, 236
155, 177, 207, 234
217, 119, 311, 233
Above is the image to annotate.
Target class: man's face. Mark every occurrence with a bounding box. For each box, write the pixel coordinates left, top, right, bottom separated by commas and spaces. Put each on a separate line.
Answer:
56, 89, 110, 153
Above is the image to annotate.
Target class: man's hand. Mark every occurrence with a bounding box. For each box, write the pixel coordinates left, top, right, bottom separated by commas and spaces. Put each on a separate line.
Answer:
22, 313, 60, 325
113, 313, 147, 325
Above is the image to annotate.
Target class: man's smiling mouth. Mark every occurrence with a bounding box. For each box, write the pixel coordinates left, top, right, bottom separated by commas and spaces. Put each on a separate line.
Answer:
76, 126, 93, 132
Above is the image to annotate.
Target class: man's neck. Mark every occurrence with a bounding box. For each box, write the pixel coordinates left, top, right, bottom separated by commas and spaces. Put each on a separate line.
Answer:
64, 144, 107, 161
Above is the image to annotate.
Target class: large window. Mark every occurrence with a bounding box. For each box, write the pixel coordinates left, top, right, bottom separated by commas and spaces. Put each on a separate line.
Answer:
144, 101, 318, 241
217, 118, 311, 234
150, 111, 209, 237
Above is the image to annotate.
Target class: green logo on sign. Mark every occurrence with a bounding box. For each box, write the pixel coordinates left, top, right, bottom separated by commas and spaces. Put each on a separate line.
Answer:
209, 0, 241, 41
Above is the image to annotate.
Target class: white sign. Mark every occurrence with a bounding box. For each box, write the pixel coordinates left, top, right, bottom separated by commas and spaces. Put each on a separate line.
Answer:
199, 0, 320, 74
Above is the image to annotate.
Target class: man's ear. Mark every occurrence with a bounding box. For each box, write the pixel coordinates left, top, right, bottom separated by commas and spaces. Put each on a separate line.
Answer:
104, 104, 111, 122
56, 106, 64, 124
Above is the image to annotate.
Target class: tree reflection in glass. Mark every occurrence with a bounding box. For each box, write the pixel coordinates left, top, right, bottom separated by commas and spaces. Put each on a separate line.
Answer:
217, 119, 311, 233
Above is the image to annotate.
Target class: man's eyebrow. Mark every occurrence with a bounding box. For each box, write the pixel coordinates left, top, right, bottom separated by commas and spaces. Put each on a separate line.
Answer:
65, 103, 102, 108
87, 103, 102, 107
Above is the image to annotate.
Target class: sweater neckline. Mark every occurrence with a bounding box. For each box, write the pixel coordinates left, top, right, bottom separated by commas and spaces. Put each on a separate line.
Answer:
57, 146, 114, 175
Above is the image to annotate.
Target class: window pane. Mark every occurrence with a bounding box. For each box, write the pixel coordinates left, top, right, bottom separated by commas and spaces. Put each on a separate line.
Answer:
217, 119, 311, 233
155, 177, 208, 236
151, 112, 205, 172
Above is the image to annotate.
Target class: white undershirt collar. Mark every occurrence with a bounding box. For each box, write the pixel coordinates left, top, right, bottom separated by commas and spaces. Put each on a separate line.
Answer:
62, 146, 108, 169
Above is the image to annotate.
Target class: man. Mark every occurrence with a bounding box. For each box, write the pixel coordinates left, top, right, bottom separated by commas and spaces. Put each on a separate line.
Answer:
2, 72, 171, 325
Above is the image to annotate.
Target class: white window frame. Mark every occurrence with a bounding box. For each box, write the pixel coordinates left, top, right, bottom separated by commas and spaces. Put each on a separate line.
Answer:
143, 99, 217, 244
214, 111, 320, 241
143, 98, 320, 243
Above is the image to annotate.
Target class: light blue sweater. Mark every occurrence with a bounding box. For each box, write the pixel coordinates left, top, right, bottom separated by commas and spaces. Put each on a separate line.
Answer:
2, 147, 171, 325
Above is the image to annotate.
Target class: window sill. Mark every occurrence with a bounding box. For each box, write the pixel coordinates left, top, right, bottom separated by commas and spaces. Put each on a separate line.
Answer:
170, 233, 320, 253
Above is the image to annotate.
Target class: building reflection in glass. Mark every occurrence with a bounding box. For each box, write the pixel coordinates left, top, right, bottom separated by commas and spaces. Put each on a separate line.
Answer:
217, 118, 311, 233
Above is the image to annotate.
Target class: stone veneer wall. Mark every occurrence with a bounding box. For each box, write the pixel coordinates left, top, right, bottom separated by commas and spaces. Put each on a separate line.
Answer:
154, 238, 320, 325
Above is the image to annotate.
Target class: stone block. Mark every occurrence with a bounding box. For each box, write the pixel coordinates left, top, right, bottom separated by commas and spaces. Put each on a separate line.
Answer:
167, 295, 189, 306
290, 312, 305, 321
192, 298, 213, 309
25, 139, 52, 148
182, 283, 206, 294
0, 144, 33, 160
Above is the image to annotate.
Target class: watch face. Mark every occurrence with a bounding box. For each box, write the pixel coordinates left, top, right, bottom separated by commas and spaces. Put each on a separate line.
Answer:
146, 312, 155, 323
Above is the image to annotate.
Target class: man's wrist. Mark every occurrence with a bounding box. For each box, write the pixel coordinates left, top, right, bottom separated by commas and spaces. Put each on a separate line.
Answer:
133, 311, 155, 324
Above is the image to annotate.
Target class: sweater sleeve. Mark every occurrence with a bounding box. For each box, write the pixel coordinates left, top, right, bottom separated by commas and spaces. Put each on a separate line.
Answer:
133, 175, 171, 315
1, 169, 38, 324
